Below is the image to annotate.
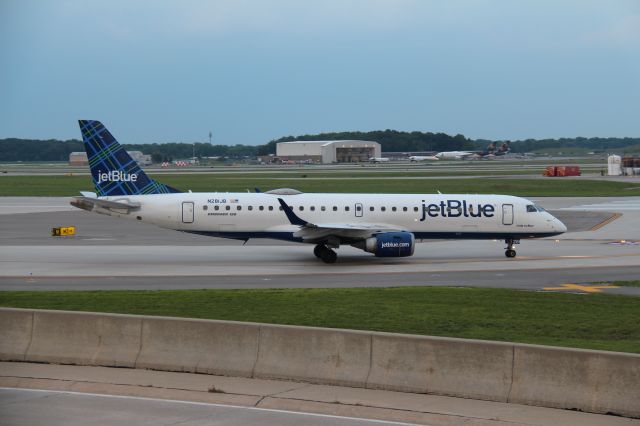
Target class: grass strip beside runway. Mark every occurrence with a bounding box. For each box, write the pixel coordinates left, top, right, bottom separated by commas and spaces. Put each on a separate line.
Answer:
612, 281, 640, 287
1, 287, 639, 353
0, 175, 638, 196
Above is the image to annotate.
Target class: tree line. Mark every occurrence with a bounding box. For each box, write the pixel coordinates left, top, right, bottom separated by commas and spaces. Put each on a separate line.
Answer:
1, 132, 639, 162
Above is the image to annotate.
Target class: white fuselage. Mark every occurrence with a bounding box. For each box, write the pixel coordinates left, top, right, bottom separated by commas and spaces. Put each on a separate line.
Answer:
409, 156, 439, 161
94, 192, 566, 242
435, 151, 475, 160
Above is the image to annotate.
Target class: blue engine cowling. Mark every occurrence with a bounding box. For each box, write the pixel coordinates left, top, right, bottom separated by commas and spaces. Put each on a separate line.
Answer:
362, 232, 415, 257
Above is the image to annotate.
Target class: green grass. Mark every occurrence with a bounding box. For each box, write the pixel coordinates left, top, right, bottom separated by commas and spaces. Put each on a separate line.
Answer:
1, 174, 638, 196
613, 281, 640, 287
1, 287, 639, 353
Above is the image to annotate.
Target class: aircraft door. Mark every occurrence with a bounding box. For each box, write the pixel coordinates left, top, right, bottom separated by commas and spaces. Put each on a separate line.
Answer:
355, 203, 363, 217
182, 201, 194, 224
502, 204, 513, 225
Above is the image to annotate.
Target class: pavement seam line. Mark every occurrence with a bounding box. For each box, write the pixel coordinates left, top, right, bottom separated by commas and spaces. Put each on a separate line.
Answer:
253, 395, 266, 407
23, 311, 35, 362
266, 382, 312, 398
251, 325, 262, 379
0, 375, 258, 398
261, 395, 533, 425
365, 332, 374, 387
507, 344, 515, 403
133, 318, 144, 368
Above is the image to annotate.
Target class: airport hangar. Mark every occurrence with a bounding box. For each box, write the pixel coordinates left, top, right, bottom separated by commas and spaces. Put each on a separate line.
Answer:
276, 140, 381, 163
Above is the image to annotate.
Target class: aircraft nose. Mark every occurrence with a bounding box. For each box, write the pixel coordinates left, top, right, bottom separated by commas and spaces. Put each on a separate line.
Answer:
554, 218, 567, 233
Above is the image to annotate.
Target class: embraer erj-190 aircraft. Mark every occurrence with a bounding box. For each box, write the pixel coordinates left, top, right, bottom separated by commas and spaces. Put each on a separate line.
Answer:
71, 120, 567, 263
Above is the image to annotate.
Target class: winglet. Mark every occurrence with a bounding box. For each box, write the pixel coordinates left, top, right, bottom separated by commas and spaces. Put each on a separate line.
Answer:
277, 198, 309, 226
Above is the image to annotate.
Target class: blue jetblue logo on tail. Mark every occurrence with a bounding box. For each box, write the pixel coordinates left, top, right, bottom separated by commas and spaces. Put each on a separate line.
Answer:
78, 120, 181, 196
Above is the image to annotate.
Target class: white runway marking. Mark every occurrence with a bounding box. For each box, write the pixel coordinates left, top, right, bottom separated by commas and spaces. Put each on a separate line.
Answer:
560, 199, 640, 212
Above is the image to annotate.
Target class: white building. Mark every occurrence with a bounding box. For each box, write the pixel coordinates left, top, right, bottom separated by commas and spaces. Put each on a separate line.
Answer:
276, 140, 381, 164
127, 151, 152, 166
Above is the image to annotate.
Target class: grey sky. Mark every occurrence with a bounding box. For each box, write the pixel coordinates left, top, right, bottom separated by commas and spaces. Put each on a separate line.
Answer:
1, 0, 639, 144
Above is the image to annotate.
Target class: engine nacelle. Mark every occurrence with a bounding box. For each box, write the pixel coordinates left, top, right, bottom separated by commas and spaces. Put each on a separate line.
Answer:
356, 232, 415, 257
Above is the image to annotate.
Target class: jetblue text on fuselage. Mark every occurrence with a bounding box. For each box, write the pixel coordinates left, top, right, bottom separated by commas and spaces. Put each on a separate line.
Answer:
420, 199, 495, 221
97, 170, 138, 184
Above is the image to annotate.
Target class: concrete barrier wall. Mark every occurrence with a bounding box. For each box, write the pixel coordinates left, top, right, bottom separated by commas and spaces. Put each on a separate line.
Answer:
509, 345, 640, 418
0, 308, 33, 361
25, 310, 142, 367
136, 316, 260, 377
253, 324, 371, 387
1, 308, 638, 417
367, 334, 514, 401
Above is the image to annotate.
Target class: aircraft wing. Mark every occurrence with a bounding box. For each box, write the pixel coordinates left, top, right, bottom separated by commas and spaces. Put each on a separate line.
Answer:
277, 198, 407, 243
71, 195, 141, 213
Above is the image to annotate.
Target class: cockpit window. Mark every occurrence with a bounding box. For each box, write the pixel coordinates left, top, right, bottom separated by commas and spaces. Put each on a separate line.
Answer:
527, 204, 546, 213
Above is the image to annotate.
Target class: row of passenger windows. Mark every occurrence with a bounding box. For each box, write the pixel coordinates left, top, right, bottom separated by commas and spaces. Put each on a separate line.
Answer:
202, 205, 421, 212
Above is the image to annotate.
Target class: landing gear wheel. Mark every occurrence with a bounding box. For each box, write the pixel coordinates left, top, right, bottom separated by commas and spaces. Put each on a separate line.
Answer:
321, 249, 337, 264
504, 238, 518, 258
314, 245, 337, 263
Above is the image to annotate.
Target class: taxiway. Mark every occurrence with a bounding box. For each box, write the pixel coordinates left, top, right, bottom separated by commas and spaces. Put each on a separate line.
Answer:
1, 197, 639, 294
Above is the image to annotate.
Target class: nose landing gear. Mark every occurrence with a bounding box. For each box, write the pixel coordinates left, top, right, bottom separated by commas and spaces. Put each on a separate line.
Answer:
314, 244, 337, 263
505, 238, 519, 258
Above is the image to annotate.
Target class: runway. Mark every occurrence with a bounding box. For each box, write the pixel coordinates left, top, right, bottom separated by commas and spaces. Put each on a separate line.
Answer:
1, 197, 639, 294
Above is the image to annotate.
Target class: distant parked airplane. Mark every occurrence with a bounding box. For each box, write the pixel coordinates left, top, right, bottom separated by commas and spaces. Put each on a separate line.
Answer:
409, 155, 439, 162
71, 121, 566, 263
434, 142, 512, 160
369, 157, 390, 163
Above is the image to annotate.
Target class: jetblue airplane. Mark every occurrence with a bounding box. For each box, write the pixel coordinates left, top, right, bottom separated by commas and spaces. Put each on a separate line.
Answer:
71, 120, 567, 263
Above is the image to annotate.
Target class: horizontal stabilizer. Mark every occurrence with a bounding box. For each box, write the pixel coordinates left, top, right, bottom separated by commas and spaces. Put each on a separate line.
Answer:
70, 196, 140, 213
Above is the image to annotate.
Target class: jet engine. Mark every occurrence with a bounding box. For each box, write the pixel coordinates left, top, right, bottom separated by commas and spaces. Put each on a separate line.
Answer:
354, 232, 415, 257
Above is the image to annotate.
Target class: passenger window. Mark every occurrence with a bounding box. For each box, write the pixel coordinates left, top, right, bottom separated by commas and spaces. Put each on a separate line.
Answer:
269, 206, 274, 211
392, 207, 397, 212
381, 207, 386, 212
237, 206, 242, 211
321, 206, 326, 211
356, 205, 362, 211
248, 206, 253, 211
370, 206, 374, 211
345, 206, 350, 212
226, 205, 230, 211
402, 207, 407, 212
414, 207, 419, 212
259, 206, 264, 211
333, 206, 338, 211
299, 206, 304, 211
203, 205, 208, 211
310, 206, 315, 211
214, 205, 219, 211
279, 206, 283, 211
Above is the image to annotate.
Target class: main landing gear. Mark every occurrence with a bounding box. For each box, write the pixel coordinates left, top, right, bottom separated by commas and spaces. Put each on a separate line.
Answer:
314, 244, 337, 264
505, 238, 519, 258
